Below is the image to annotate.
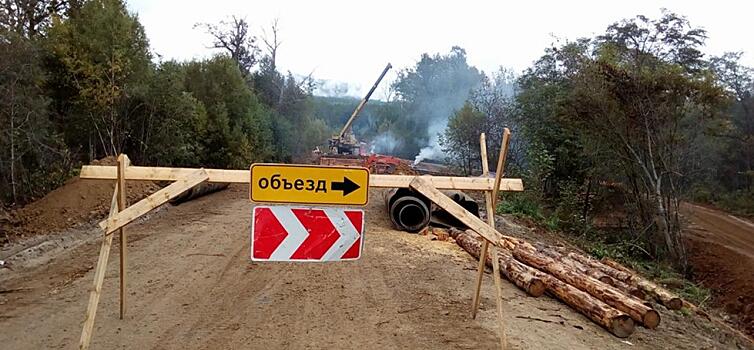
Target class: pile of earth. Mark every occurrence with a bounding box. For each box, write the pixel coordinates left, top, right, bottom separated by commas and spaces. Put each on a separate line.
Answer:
1, 157, 160, 245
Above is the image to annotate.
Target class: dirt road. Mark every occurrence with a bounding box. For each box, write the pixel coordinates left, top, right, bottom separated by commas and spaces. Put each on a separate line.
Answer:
0, 186, 749, 349
682, 203, 754, 337
683, 203, 754, 260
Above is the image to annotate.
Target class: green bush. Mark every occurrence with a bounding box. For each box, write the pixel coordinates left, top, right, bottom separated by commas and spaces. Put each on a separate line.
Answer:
498, 192, 545, 222
716, 189, 754, 217
678, 282, 711, 306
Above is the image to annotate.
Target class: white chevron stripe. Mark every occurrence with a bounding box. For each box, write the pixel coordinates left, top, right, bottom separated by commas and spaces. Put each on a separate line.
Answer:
268, 207, 310, 260
321, 208, 360, 261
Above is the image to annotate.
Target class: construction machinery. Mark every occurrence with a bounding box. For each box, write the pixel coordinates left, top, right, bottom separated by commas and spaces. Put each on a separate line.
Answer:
317, 62, 418, 175
328, 63, 392, 155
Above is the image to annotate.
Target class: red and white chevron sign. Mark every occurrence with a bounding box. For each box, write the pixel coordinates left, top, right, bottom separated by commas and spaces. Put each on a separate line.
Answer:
251, 206, 364, 261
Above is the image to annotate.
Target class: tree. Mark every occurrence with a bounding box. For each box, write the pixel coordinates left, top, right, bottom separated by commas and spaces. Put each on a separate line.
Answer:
0, 0, 78, 38
244, 19, 322, 161
195, 16, 259, 78
391, 46, 484, 158
710, 53, 754, 192
183, 56, 276, 167
441, 102, 486, 175
140, 61, 208, 166
469, 68, 522, 172
0, 31, 70, 204
252, 19, 285, 108
515, 12, 728, 267
260, 18, 281, 73
516, 40, 594, 199
47, 0, 151, 158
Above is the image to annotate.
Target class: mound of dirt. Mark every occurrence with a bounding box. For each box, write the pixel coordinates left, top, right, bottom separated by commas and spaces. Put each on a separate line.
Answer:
2, 157, 160, 244
687, 238, 754, 337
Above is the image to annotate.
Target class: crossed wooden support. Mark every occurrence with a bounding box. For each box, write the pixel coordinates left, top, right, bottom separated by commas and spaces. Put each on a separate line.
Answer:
409, 129, 512, 349
78, 155, 209, 349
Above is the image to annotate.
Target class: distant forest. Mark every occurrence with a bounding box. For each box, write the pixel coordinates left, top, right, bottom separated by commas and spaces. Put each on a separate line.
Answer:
2, 1, 752, 267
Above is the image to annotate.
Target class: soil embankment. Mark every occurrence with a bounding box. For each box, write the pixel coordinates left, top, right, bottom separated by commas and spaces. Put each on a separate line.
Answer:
683, 203, 754, 338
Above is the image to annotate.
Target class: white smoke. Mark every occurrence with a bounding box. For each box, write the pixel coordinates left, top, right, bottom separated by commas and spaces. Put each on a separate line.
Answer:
370, 132, 402, 154
314, 80, 359, 97
413, 120, 447, 165
413, 144, 444, 165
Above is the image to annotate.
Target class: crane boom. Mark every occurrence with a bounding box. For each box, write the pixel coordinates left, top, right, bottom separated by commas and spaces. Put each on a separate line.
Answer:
338, 63, 393, 138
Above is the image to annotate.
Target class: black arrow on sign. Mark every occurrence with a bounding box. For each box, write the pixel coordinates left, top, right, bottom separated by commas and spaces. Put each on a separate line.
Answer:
331, 177, 360, 196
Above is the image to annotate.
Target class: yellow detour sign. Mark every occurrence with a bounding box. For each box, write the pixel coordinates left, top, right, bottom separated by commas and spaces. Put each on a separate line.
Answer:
250, 164, 370, 206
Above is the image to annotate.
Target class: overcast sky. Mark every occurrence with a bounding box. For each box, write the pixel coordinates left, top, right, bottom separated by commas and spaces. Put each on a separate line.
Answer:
128, 0, 754, 97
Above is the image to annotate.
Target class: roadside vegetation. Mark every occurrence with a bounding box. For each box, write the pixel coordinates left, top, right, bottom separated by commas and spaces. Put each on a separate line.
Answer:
1, 0, 330, 207
465, 12, 753, 276
2, 2, 752, 278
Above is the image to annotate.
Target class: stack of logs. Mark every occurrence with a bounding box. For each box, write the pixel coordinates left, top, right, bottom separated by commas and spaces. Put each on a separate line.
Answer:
448, 228, 689, 338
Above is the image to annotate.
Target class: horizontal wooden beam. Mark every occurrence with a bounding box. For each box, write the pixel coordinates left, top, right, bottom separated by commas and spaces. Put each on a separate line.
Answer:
373, 174, 522, 191
79, 165, 524, 192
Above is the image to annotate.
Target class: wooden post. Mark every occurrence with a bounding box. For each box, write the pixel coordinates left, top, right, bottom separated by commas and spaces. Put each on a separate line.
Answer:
471, 130, 512, 317
79, 184, 120, 350
471, 134, 491, 318
490, 245, 507, 349
471, 242, 491, 318
490, 129, 511, 350
117, 154, 129, 320
479, 133, 509, 349
492, 128, 511, 207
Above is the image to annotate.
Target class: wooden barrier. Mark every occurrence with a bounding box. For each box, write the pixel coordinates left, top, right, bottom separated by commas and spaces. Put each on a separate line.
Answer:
77, 156, 524, 349
78, 162, 210, 350
79, 183, 120, 350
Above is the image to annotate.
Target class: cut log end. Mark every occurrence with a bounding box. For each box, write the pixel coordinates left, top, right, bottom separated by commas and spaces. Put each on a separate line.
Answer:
643, 309, 661, 329
630, 289, 647, 301
666, 298, 683, 310
611, 315, 636, 338
527, 280, 546, 297
598, 276, 613, 285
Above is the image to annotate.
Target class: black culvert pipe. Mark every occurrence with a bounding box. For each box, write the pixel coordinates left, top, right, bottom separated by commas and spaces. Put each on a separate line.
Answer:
384, 188, 480, 233
384, 188, 431, 232
170, 182, 230, 205
430, 190, 480, 229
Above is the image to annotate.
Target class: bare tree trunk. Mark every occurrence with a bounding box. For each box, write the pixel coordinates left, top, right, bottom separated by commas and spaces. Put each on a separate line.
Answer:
7, 77, 19, 204
653, 182, 676, 260
109, 55, 118, 156
10, 111, 17, 203
582, 177, 593, 229
666, 180, 686, 269
89, 135, 94, 163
